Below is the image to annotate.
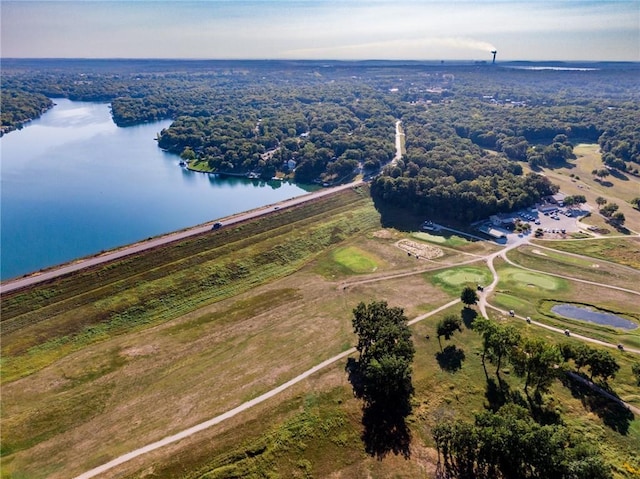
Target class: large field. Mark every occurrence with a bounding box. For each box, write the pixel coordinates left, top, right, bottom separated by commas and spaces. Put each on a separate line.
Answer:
2, 187, 640, 479
522, 144, 640, 234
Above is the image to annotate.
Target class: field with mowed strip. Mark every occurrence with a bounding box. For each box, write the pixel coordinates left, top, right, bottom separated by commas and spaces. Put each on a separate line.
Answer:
2, 186, 639, 479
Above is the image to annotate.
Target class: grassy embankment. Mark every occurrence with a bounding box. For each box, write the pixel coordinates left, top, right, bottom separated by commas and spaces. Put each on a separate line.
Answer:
2, 186, 639, 478
1, 187, 377, 383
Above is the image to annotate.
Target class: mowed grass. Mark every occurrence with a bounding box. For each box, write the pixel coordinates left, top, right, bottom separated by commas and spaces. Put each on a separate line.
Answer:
491, 256, 640, 348
412, 231, 469, 247
330, 246, 380, 274
429, 265, 493, 295
499, 266, 566, 291
507, 245, 640, 292
534, 237, 640, 270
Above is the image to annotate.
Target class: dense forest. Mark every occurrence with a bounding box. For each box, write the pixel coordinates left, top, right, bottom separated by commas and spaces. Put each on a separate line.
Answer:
2, 59, 638, 220
0, 90, 52, 135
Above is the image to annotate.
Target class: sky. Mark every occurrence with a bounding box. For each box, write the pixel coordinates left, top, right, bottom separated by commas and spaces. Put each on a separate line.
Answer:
1, 1, 638, 61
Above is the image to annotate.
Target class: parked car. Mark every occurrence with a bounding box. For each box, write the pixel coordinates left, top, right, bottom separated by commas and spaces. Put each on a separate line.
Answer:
212, 222, 222, 230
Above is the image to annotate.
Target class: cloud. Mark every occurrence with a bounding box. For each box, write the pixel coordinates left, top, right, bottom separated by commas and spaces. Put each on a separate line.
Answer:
282, 37, 497, 60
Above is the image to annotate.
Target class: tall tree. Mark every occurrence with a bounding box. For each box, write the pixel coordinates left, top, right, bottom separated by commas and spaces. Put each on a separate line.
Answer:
474, 318, 521, 378
586, 349, 620, 383
510, 337, 561, 396
350, 301, 415, 458
437, 314, 462, 351
460, 286, 479, 307
351, 301, 415, 406
433, 403, 612, 479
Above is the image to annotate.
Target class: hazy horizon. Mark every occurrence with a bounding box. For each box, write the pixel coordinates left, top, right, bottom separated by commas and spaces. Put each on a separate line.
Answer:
2, 1, 638, 62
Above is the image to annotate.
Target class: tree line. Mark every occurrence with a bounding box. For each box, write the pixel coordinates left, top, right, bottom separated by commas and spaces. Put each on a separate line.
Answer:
2, 60, 637, 207
350, 296, 628, 478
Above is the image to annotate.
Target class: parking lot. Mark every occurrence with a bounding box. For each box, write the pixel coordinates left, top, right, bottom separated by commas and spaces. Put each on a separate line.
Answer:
515, 207, 588, 238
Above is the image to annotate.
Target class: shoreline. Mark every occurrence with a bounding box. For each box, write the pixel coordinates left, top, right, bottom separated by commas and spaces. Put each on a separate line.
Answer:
0, 180, 363, 293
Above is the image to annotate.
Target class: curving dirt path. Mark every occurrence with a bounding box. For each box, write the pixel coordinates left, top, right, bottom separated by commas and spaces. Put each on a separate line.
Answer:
73, 298, 460, 479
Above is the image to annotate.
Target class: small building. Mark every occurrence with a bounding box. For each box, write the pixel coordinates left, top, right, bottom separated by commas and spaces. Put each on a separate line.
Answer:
537, 203, 558, 213
479, 224, 507, 239
548, 193, 566, 207
489, 214, 515, 226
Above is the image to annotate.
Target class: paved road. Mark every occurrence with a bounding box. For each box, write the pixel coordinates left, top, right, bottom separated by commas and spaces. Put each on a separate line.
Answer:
73, 298, 460, 479
392, 120, 404, 165
0, 181, 362, 294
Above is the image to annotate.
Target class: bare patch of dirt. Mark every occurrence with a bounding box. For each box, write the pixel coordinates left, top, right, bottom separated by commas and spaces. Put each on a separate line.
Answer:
396, 239, 444, 260
121, 344, 158, 358
532, 249, 547, 256
372, 229, 395, 239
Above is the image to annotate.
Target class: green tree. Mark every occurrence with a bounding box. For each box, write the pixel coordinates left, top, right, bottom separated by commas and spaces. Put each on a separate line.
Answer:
436, 314, 462, 351
351, 301, 415, 405
510, 337, 561, 396
474, 318, 521, 377
600, 202, 619, 218
460, 286, 479, 307
433, 403, 612, 479
586, 349, 620, 383
350, 301, 415, 457
596, 196, 608, 207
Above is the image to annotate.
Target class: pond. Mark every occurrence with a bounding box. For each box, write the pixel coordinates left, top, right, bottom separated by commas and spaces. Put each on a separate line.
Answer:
551, 304, 637, 330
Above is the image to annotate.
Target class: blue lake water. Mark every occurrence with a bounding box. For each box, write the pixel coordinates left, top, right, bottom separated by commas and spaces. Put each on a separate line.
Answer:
0, 99, 310, 280
551, 304, 637, 330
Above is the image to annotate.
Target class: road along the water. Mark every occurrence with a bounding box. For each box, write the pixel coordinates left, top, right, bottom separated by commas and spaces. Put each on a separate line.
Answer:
0, 181, 362, 294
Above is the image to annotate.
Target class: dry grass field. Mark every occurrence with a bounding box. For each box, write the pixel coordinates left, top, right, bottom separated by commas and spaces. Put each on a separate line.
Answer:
522, 144, 640, 233
2, 187, 639, 479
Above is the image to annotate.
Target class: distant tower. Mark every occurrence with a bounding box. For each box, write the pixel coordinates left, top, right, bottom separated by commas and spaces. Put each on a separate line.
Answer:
491, 50, 497, 64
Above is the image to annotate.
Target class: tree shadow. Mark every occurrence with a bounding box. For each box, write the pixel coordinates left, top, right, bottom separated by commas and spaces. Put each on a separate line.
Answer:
608, 168, 629, 181
345, 357, 364, 398
371, 196, 424, 231
484, 377, 527, 412
545, 158, 575, 171
361, 400, 412, 459
346, 357, 413, 459
461, 307, 478, 329
560, 374, 634, 435
527, 393, 562, 425
436, 345, 466, 372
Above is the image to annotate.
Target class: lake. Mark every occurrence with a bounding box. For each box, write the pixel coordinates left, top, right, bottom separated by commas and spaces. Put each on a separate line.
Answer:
0, 99, 310, 280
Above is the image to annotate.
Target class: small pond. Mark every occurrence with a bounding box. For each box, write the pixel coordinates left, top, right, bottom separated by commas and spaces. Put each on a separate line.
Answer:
551, 304, 637, 330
